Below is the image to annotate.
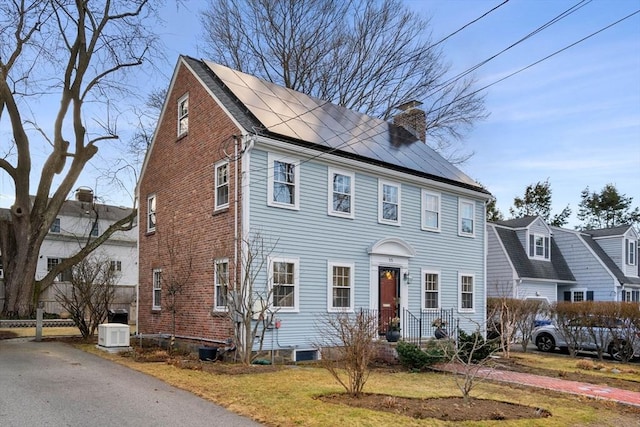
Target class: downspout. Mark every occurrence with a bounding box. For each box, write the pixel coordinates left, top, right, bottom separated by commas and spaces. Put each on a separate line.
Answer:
234, 136, 239, 283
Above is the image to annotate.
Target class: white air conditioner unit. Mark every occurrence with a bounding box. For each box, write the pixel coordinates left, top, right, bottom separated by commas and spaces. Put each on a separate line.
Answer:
98, 323, 130, 347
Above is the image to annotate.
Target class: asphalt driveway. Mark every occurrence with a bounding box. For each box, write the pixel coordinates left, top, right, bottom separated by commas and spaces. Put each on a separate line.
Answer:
0, 338, 262, 426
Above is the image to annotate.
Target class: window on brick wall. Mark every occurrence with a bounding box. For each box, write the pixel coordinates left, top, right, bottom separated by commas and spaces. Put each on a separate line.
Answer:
147, 194, 156, 233
214, 259, 229, 310
177, 93, 188, 136
152, 269, 162, 310
215, 161, 229, 211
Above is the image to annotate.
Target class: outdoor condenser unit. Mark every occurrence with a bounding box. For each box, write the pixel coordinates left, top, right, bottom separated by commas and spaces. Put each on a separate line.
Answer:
98, 323, 130, 347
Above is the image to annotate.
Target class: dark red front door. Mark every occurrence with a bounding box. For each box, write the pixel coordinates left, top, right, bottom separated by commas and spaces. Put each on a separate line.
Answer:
379, 267, 399, 333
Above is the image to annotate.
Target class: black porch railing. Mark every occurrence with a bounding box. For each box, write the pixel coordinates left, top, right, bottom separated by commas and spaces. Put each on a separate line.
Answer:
360, 308, 459, 345
402, 308, 459, 346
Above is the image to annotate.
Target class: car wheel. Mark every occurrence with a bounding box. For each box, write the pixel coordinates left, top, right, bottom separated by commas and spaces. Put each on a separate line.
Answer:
535, 333, 555, 352
609, 341, 632, 362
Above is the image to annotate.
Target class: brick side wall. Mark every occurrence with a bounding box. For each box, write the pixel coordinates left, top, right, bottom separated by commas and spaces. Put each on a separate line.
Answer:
138, 61, 240, 340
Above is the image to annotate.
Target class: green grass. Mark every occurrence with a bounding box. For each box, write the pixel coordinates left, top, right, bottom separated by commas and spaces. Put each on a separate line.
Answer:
79, 344, 639, 427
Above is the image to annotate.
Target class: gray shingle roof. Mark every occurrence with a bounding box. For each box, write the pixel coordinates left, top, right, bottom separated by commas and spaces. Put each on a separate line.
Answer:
493, 216, 538, 228
585, 225, 632, 238
494, 227, 575, 282
183, 56, 489, 195
581, 233, 640, 285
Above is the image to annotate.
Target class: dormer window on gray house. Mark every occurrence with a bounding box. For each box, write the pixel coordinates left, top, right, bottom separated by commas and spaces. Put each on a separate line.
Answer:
529, 233, 550, 260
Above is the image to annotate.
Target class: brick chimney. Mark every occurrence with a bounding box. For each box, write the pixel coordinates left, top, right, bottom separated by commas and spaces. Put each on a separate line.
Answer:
393, 100, 426, 143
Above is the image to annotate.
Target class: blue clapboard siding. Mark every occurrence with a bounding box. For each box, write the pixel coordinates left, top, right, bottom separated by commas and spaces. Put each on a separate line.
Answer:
247, 146, 486, 349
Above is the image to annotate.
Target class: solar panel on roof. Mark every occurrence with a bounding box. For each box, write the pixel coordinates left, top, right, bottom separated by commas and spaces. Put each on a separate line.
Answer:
202, 60, 483, 190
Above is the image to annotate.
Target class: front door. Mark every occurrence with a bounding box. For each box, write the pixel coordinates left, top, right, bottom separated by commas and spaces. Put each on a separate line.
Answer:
378, 267, 400, 334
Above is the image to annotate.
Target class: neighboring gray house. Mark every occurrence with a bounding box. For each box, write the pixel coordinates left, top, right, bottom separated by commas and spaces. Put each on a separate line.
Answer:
486, 216, 576, 303
552, 225, 640, 302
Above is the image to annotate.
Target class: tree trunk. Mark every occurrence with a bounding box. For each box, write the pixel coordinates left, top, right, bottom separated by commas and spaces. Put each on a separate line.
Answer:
1, 212, 41, 318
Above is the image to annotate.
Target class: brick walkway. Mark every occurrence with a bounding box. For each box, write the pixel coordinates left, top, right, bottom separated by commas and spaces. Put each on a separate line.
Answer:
437, 363, 640, 407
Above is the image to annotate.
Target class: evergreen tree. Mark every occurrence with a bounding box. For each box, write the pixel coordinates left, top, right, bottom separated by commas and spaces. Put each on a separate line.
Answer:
509, 180, 571, 227
577, 184, 640, 229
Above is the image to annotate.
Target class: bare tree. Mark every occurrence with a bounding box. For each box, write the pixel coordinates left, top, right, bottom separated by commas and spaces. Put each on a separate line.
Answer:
226, 232, 279, 365
444, 328, 499, 405
0, 0, 162, 317
200, 0, 487, 162
315, 310, 379, 397
55, 255, 119, 340
157, 224, 194, 353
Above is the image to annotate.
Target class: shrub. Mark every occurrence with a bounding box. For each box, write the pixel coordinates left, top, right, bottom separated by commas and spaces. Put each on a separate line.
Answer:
396, 340, 446, 371
457, 330, 498, 363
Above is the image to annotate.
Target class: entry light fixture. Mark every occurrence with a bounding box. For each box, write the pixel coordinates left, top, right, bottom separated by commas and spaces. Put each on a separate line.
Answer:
403, 272, 412, 285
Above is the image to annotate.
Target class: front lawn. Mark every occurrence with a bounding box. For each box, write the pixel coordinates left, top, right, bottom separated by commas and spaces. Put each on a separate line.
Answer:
79, 343, 640, 427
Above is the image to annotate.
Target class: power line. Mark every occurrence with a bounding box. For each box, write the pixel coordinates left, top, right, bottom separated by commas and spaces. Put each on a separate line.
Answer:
427, 0, 592, 99
429, 0, 510, 50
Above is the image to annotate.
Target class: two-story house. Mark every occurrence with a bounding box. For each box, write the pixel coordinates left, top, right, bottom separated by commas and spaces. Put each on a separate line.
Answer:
487, 216, 640, 303
0, 189, 137, 317
486, 216, 576, 303
137, 56, 491, 360
552, 225, 640, 302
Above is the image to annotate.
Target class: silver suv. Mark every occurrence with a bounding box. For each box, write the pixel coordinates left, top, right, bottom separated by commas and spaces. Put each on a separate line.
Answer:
532, 317, 640, 361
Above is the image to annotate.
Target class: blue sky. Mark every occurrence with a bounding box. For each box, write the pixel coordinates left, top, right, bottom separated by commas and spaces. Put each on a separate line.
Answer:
3, 0, 638, 228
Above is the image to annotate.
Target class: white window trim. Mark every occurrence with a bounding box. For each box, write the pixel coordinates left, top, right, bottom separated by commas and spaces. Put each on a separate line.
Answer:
570, 288, 587, 302
627, 239, 636, 265
378, 179, 401, 226
327, 168, 355, 219
327, 261, 355, 312
458, 272, 475, 313
214, 258, 230, 311
214, 160, 230, 211
177, 93, 188, 137
421, 269, 441, 311
269, 257, 300, 313
530, 233, 550, 260
267, 153, 300, 210
152, 268, 162, 310
147, 193, 156, 233
421, 190, 441, 232
458, 198, 475, 237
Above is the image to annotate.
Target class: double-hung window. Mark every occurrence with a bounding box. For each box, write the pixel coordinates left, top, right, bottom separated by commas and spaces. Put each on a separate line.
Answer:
50, 218, 61, 233
529, 234, 550, 259
422, 270, 440, 310
177, 93, 189, 136
421, 190, 440, 231
328, 169, 354, 218
458, 199, 475, 236
215, 161, 229, 211
152, 269, 162, 310
270, 258, 299, 312
267, 154, 299, 209
458, 273, 474, 312
147, 194, 156, 233
48, 257, 72, 282
110, 260, 122, 272
214, 259, 229, 310
378, 180, 400, 225
90, 221, 99, 237
626, 239, 636, 265
328, 262, 354, 312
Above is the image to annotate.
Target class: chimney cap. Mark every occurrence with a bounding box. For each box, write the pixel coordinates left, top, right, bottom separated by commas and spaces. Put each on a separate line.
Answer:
75, 187, 94, 203
396, 100, 423, 111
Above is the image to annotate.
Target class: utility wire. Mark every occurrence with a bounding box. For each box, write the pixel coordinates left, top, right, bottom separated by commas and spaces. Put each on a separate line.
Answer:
238, 5, 640, 184
429, 0, 510, 50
